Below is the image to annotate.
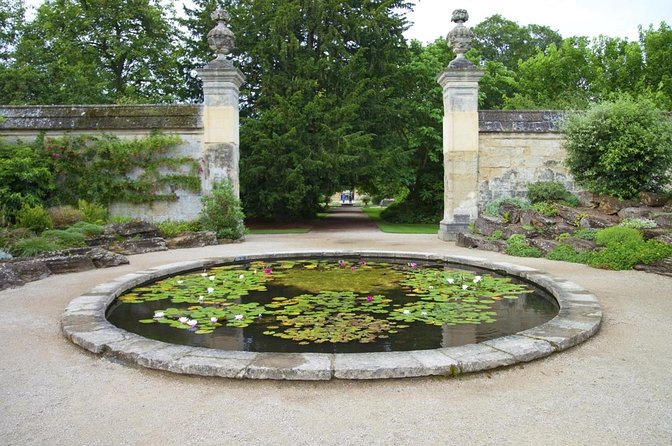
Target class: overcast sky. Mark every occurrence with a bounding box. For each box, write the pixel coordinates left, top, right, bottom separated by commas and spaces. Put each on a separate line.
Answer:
405, 0, 672, 43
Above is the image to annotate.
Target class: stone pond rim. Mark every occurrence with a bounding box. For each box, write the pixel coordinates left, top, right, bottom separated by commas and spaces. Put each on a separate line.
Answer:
61, 251, 602, 380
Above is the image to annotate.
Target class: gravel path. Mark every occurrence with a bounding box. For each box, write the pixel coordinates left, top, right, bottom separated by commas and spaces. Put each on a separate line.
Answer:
1, 228, 671, 445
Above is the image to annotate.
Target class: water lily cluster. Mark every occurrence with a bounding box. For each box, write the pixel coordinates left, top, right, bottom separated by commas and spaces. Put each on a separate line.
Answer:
124, 259, 533, 342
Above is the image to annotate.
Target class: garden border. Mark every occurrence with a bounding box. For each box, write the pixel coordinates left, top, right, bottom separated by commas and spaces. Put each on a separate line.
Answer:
61, 251, 602, 380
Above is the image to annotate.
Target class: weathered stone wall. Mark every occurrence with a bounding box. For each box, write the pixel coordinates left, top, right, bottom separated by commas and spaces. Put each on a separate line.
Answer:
478, 111, 575, 207
0, 105, 206, 221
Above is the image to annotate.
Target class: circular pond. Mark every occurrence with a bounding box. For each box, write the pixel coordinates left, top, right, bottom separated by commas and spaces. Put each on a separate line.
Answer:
62, 251, 602, 380
106, 256, 558, 353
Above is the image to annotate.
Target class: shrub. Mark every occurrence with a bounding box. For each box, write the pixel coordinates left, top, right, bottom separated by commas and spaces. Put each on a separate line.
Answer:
200, 180, 245, 240
67, 221, 105, 237
380, 200, 440, 224
562, 96, 672, 199
14, 204, 53, 232
531, 201, 558, 217
11, 237, 60, 257
108, 215, 135, 224
0, 140, 55, 223
487, 230, 504, 240
48, 205, 84, 228
574, 228, 599, 241
158, 220, 203, 238
41, 229, 86, 248
483, 197, 531, 218
547, 245, 591, 263
527, 181, 580, 205
77, 200, 108, 224
587, 226, 672, 270
506, 234, 543, 258
618, 218, 657, 229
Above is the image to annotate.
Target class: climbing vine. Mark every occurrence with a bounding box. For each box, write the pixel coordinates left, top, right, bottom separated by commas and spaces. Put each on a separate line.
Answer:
43, 132, 200, 205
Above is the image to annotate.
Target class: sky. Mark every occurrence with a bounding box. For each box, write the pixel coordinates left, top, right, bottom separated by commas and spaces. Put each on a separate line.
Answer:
404, 0, 672, 43
23, 0, 671, 43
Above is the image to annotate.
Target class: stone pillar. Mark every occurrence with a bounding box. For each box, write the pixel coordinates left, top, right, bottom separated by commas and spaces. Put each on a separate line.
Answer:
198, 9, 245, 198
438, 9, 484, 241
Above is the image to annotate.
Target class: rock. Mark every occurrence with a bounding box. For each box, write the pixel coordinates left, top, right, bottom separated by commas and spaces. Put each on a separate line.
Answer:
544, 223, 577, 237
0, 265, 24, 290
634, 258, 672, 277
87, 247, 129, 268
555, 204, 583, 225
112, 237, 168, 255
598, 196, 637, 215
617, 207, 656, 220
166, 231, 218, 249
9, 259, 52, 282
528, 238, 559, 255
640, 192, 668, 207
561, 237, 597, 252
502, 225, 539, 239
456, 233, 506, 253
474, 217, 502, 237
653, 233, 672, 245
498, 202, 523, 224
653, 213, 672, 229
105, 221, 160, 238
641, 228, 667, 240
43, 255, 96, 274
85, 234, 116, 247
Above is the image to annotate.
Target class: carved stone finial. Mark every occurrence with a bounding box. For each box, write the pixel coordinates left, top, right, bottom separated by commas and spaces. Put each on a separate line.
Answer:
446, 9, 475, 69
206, 8, 235, 67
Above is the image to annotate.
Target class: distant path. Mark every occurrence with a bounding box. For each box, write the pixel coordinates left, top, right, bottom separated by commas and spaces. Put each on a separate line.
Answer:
311, 206, 380, 233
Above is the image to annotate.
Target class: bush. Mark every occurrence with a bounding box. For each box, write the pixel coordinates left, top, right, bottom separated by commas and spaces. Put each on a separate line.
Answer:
379, 200, 440, 224
587, 226, 672, 270
41, 229, 87, 248
78, 200, 108, 224
487, 230, 504, 240
531, 201, 558, 217
547, 244, 591, 263
0, 140, 55, 223
67, 221, 105, 237
483, 197, 531, 218
200, 180, 245, 240
506, 234, 543, 257
14, 204, 53, 232
574, 228, 599, 241
10, 237, 60, 257
48, 205, 84, 228
562, 96, 672, 199
157, 220, 202, 238
527, 181, 579, 205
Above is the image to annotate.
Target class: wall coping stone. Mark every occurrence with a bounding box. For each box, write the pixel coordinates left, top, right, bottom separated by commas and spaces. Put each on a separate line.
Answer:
0, 104, 203, 131
62, 250, 602, 380
479, 110, 565, 133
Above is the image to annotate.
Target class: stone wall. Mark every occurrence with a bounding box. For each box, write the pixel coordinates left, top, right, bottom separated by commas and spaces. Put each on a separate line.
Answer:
477, 111, 574, 208
0, 105, 206, 221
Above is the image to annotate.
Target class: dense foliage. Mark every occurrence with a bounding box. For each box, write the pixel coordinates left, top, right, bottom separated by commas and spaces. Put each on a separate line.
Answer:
200, 180, 245, 240
562, 96, 672, 198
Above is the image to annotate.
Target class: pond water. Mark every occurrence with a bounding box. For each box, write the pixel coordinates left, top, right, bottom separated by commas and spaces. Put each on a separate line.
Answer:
107, 257, 559, 353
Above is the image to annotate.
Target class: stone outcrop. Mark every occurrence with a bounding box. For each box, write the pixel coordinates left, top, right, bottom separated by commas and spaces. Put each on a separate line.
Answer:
639, 192, 668, 207
166, 231, 218, 249
111, 237, 168, 255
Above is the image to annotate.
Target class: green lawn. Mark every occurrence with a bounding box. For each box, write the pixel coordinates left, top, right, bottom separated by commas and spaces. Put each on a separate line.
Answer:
362, 207, 439, 234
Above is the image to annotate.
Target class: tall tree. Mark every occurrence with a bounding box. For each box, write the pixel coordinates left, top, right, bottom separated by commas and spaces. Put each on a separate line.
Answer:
639, 22, 672, 109
2, 0, 185, 104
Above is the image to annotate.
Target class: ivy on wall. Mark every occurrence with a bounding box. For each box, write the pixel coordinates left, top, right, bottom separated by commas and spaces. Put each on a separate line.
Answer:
43, 132, 200, 205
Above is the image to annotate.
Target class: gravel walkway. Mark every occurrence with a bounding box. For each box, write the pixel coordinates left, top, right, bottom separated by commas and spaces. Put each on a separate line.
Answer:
1, 226, 671, 445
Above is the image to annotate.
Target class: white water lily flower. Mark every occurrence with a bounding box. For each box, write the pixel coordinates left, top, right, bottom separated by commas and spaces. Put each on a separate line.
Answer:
198, 296, 204, 301
210, 317, 218, 323
209, 275, 215, 281
473, 276, 482, 283
234, 314, 244, 320
187, 319, 198, 327
403, 310, 411, 315
154, 311, 165, 318
176, 280, 184, 285
462, 284, 469, 290
429, 285, 434, 290
178, 316, 189, 323
421, 312, 427, 316
207, 287, 214, 293
238, 274, 245, 280
201, 273, 208, 277
447, 278, 455, 284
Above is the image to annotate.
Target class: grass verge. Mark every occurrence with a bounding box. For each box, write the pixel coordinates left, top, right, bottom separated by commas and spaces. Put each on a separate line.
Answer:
362, 207, 439, 234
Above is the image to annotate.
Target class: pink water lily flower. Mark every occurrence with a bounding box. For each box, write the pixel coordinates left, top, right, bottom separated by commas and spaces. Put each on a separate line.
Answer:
234, 314, 244, 321
366, 295, 373, 302
187, 319, 198, 327
408, 262, 418, 269
351, 266, 357, 271
178, 316, 189, 323
263, 268, 273, 275
210, 317, 218, 323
